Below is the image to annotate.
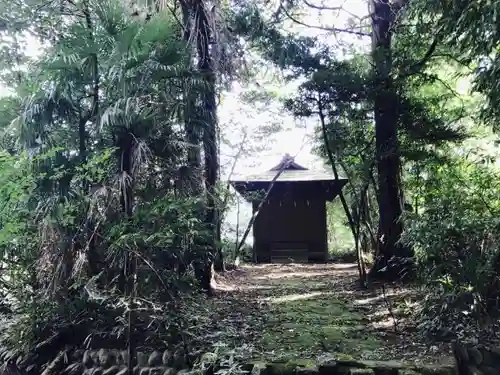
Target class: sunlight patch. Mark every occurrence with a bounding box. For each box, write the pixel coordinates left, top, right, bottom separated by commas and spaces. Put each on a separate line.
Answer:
266, 291, 325, 303
354, 295, 385, 305
354, 290, 403, 305
254, 271, 332, 280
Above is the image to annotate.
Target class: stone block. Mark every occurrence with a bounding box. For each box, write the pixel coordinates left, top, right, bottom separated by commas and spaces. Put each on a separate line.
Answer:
149, 351, 163, 366
90, 351, 100, 366
103, 365, 121, 375
172, 348, 186, 369
120, 351, 129, 365
467, 347, 483, 365
488, 346, 500, 362
149, 367, 166, 375
419, 365, 456, 375
65, 362, 84, 375
481, 365, 498, 375
318, 363, 338, 375
480, 348, 493, 367
249, 363, 266, 375
295, 367, 319, 375
137, 352, 148, 367
336, 366, 351, 375
72, 349, 85, 361
83, 351, 94, 368
107, 350, 119, 366
373, 368, 398, 375
162, 350, 172, 366
163, 368, 176, 375
99, 349, 112, 367
466, 364, 481, 375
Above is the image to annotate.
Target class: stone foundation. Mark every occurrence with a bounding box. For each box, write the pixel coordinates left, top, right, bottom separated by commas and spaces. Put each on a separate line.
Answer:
15, 345, 500, 375
61, 349, 187, 375
452, 342, 500, 375
58, 350, 457, 375
249, 359, 455, 375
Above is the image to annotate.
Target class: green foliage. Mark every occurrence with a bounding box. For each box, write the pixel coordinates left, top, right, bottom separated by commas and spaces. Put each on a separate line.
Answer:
326, 201, 355, 260
0, 0, 499, 367
236, 0, 500, 341
0, 0, 219, 370
219, 238, 252, 264
402, 158, 500, 340
408, 0, 500, 127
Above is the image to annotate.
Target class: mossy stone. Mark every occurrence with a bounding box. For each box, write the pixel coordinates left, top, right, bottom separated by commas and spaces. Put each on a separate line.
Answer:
103, 366, 121, 375
265, 362, 298, 375
99, 349, 111, 367
83, 351, 94, 368
137, 352, 148, 367
467, 347, 483, 365
148, 351, 162, 367
162, 351, 172, 366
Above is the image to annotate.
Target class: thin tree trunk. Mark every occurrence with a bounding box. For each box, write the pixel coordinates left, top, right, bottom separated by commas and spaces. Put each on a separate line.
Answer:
214, 102, 225, 272
233, 198, 241, 266
81, 0, 100, 278
215, 134, 247, 271
339, 160, 377, 250
80, 0, 99, 171
214, 223, 225, 272
118, 134, 137, 375
318, 100, 366, 287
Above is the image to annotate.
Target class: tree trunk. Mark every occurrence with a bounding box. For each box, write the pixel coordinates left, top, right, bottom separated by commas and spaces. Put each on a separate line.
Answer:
369, 0, 413, 281
178, 0, 216, 292
195, 0, 218, 294
184, 92, 204, 196
82, 0, 100, 277
118, 133, 137, 374
318, 100, 366, 287
214, 201, 225, 272
214, 221, 225, 272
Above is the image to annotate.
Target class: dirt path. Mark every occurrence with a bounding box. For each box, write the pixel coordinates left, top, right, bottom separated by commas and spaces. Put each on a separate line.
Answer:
205, 263, 454, 366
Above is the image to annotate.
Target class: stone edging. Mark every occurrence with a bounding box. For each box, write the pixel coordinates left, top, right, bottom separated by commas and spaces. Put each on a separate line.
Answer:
59, 349, 459, 375
248, 359, 455, 375
62, 349, 187, 375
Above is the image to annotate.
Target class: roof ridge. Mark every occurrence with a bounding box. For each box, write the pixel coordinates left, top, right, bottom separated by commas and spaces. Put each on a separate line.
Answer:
269, 153, 308, 171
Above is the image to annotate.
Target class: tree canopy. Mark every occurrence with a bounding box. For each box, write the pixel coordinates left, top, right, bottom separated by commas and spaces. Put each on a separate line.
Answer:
0, 0, 499, 373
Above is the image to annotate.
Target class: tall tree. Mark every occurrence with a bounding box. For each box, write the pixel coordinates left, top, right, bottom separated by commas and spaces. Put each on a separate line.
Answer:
370, 0, 410, 276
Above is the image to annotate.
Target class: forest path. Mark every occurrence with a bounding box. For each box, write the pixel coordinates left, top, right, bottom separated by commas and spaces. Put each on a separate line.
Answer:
209, 263, 454, 366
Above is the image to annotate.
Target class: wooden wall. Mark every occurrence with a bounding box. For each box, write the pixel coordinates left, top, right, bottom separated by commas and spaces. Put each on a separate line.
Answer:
252, 182, 328, 263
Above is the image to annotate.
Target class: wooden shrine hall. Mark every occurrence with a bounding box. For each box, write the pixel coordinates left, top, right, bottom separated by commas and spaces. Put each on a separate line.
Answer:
230, 154, 348, 263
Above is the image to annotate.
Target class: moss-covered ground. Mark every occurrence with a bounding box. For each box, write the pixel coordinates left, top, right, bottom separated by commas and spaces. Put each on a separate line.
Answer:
258, 274, 381, 361
203, 263, 454, 368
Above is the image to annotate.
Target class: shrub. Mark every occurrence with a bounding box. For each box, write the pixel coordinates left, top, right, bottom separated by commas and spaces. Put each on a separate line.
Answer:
402, 160, 500, 341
